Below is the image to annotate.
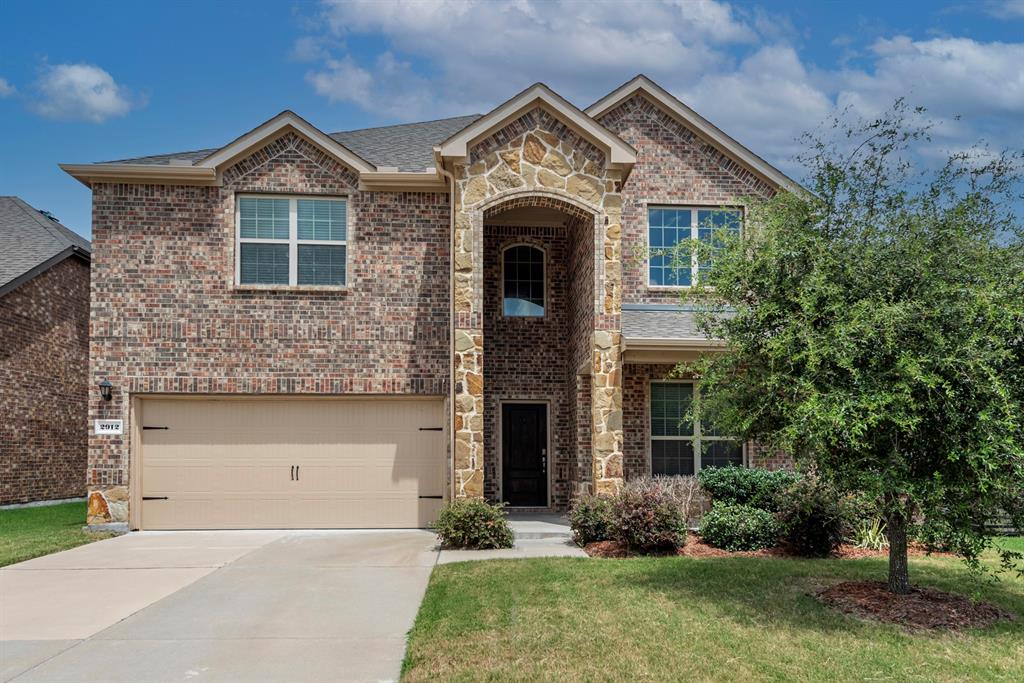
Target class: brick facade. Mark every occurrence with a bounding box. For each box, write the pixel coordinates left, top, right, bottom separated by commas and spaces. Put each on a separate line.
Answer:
598, 94, 775, 304
84, 86, 793, 523
1, 258, 90, 504
623, 362, 794, 479
481, 216, 594, 509
87, 133, 450, 523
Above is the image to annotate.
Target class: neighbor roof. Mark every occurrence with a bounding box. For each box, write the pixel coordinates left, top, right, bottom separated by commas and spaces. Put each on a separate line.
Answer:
101, 114, 483, 173
0, 196, 90, 296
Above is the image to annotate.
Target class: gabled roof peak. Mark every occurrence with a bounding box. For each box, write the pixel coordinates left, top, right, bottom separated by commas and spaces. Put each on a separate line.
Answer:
437, 82, 637, 168
586, 74, 799, 191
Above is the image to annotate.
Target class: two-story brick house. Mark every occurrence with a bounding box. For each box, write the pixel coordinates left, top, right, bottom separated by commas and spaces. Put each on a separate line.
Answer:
63, 75, 797, 530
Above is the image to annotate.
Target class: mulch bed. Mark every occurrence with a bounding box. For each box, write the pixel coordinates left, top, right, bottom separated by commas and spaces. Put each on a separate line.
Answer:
817, 580, 1015, 631
583, 535, 956, 561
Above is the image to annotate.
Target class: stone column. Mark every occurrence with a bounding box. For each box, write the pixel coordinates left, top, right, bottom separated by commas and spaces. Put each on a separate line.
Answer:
452, 171, 485, 498
592, 330, 624, 494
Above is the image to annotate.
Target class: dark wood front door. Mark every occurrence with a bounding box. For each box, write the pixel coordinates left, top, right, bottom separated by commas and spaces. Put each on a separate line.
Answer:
502, 403, 547, 507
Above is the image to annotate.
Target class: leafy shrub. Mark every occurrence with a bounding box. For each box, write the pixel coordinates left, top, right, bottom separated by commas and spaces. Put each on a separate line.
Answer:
775, 477, 850, 557
853, 517, 888, 551
698, 466, 802, 511
612, 478, 689, 552
568, 494, 614, 546
629, 475, 708, 525
432, 499, 514, 549
698, 503, 779, 551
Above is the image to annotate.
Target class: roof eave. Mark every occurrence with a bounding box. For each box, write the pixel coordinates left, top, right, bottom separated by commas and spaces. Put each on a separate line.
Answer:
358, 170, 448, 192
621, 336, 725, 352
60, 163, 218, 188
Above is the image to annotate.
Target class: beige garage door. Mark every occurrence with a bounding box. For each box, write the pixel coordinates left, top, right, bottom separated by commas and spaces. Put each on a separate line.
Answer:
139, 397, 446, 530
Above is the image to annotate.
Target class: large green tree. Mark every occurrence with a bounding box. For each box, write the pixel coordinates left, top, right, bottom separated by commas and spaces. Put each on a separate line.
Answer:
683, 103, 1024, 593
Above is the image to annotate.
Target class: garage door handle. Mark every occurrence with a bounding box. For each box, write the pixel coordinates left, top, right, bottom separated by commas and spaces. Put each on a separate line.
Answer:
419, 427, 443, 431
143, 496, 168, 501
296, 465, 300, 480
143, 426, 169, 430
419, 495, 443, 499
290, 465, 295, 481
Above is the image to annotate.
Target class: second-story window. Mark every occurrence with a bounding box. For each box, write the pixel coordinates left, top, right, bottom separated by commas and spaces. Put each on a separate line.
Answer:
648, 206, 741, 287
237, 196, 347, 287
502, 244, 545, 317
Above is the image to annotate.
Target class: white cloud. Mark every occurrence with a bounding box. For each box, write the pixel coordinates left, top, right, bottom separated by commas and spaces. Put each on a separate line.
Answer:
299, 0, 1023, 174
0, 78, 14, 97
307, 52, 436, 119
32, 63, 139, 123
984, 0, 1024, 18
306, 0, 758, 118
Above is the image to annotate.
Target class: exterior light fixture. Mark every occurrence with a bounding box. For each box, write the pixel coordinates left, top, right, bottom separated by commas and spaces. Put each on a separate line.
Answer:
99, 379, 113, 401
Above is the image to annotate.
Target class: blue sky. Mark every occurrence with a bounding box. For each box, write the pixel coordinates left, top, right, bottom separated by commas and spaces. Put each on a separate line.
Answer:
1, 0, 1022, 239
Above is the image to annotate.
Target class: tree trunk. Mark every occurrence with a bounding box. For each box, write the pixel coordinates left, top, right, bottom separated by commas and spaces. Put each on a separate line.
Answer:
886, 508, 910, 594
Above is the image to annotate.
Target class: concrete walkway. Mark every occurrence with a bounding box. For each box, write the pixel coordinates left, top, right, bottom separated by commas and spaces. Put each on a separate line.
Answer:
1, 530, 438, 683
436, 513, 587, 564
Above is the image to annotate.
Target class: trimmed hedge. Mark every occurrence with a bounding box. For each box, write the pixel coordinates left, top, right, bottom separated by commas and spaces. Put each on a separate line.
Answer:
432, 499, 514, 549
698, 466, 801, 511
698, 502, 779, 551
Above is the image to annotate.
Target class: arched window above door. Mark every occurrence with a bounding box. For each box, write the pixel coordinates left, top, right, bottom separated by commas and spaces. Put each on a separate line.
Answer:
502, 244, 545, 317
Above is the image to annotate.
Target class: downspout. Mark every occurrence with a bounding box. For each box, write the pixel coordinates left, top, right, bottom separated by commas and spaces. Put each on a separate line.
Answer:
435, 153, 457, 503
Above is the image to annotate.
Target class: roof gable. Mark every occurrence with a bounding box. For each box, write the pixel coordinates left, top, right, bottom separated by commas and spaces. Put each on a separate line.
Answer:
587, 75, 799, 191
199, 111, 376, 174
437, 83, 636, 168
0, 196, 90, 296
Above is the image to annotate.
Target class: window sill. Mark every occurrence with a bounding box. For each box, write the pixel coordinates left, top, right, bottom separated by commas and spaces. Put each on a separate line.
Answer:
234, 284, 350, 294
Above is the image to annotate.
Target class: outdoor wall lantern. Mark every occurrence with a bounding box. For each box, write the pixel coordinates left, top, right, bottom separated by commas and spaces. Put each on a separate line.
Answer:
99, 379, 113, 401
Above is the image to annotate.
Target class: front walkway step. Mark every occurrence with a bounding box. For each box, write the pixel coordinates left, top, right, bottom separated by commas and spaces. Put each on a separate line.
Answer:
506, 513, 574, 540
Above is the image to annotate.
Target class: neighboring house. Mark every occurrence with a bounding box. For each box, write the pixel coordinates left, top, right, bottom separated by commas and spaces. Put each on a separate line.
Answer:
63, 75, 795, 530
0, 196, 91, 505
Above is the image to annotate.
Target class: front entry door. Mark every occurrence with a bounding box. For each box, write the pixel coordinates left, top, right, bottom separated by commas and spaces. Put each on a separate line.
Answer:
502, 403, 548, 507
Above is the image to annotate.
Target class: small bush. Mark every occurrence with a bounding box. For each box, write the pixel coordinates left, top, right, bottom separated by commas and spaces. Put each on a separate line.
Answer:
568, 494, 614, 546
698, 466, 801, 511
853, 517, 888, 551
698, 503, 779, 551
612, 478, 689, 552
432, 499, 514, 549
775, 477, 850, 557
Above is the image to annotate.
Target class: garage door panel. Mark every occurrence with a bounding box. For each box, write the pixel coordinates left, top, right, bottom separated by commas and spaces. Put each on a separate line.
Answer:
140, 398, 446, 530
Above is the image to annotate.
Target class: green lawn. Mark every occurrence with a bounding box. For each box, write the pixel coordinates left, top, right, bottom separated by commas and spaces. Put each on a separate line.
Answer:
403, 546, 1024, 682
0, 501, 114, 567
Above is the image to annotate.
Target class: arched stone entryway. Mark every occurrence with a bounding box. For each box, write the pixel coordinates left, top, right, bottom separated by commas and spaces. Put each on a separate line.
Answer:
450, 116, 626, 506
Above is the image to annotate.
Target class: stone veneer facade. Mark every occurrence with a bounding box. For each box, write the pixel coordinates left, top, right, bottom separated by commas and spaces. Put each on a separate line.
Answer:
451, 106, 625, 499
1, 258, 90, 505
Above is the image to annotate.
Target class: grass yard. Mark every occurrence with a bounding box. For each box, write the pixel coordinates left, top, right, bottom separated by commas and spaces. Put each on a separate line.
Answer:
0, 501, 114, 567
403, 546, 1024, 682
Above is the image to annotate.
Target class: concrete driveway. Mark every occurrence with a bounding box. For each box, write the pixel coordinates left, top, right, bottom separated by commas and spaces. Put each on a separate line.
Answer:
1, 530, 439, 682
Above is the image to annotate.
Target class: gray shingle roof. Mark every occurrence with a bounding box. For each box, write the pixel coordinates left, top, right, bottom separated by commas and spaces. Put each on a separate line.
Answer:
329, 115, 481, 171
0, 196, 90, 295
100, 114, 483, 172
622, 307, 706, 340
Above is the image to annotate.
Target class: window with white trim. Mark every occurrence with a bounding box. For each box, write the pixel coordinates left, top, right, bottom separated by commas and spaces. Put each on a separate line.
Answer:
237, 196, 347, 286
648, 206, 741, 287
650, 381, 743, 475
